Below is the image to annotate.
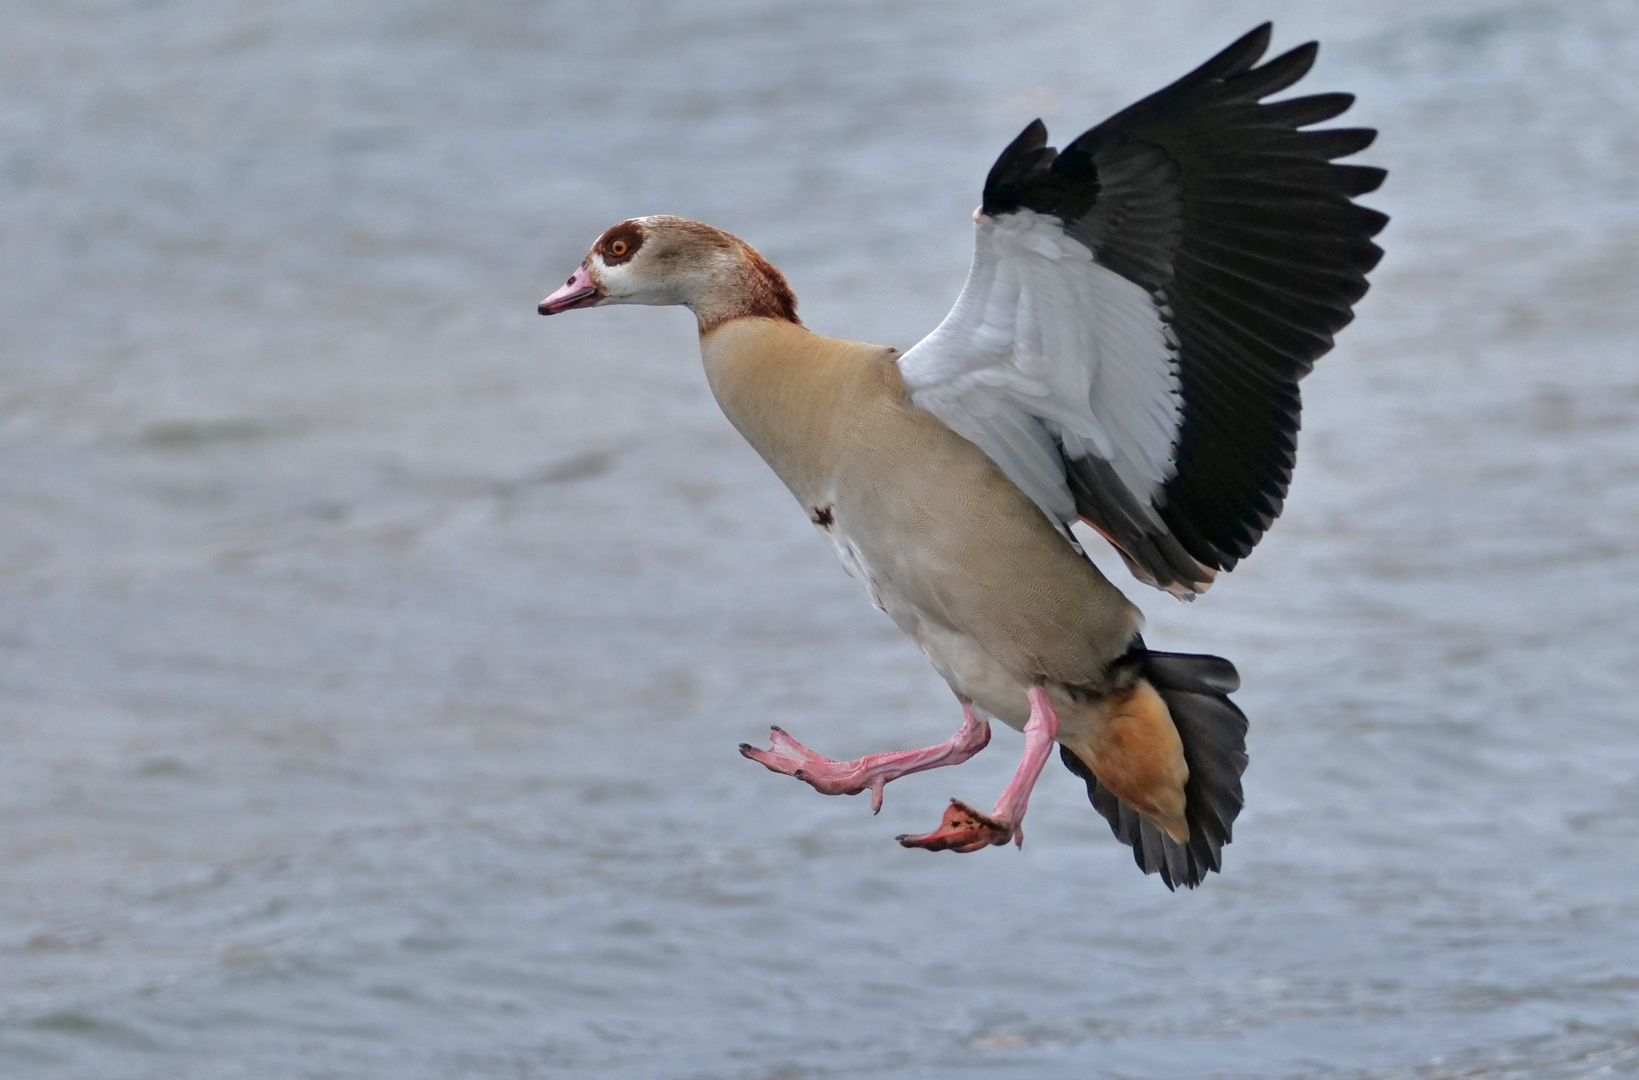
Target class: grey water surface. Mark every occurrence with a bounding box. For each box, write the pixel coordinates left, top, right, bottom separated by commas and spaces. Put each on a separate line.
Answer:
3, 1, 1639, 1077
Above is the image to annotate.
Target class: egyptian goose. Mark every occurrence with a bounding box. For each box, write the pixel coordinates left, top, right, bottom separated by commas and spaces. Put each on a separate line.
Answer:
539, 25, 1385, 889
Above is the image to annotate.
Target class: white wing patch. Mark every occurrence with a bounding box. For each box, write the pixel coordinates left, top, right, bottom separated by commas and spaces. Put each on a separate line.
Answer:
898, 210, 1183, 531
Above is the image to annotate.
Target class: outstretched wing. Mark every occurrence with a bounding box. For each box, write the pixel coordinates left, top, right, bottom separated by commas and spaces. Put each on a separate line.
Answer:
898, 24, 1386, 596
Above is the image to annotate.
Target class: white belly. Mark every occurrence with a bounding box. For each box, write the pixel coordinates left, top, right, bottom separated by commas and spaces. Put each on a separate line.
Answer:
822, 518, 1032, 731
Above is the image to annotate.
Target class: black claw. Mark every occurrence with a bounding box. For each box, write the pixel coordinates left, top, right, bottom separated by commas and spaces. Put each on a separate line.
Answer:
770, 725, 785, 733
793, 768, 806, 778
895, 834, 910, 842
738, 743, 754, 751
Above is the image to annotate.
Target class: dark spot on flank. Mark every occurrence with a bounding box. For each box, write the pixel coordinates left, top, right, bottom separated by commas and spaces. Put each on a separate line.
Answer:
595, 221, 644, 265
810, 506, 834, 529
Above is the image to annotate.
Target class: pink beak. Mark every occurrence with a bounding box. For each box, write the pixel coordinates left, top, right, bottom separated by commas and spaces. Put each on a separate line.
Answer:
538, 264, 601, 315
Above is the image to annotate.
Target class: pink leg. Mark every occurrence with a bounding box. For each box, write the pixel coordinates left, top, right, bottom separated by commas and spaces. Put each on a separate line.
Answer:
740, 704, 991, 814
898, 686, 1060, 852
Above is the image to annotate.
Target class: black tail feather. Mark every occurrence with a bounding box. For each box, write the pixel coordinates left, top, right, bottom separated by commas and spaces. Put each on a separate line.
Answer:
1062, 649, 1249, 890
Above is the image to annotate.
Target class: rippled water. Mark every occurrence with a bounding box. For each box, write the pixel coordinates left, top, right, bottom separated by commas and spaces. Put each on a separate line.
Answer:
3, 1, 1638, 1077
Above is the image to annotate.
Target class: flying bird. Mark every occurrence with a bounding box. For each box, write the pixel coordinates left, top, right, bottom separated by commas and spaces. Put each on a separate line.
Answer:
539, 24, 1386, 888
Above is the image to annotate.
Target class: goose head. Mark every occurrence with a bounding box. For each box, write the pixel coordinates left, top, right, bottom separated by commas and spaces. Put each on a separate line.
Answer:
539, 215, 798, 333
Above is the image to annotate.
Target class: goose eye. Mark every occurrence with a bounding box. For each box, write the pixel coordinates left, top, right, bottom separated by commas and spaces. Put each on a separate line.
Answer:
609, 239, 628, 257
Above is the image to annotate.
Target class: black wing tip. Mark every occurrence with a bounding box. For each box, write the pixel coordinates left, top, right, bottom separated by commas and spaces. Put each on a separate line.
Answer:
1336, 163, 1388, 197
1269, 37, 1318, 64
1306, 126, 1379, 159
982, 118, 1055, 216
1064, 24, 1272, 154
1217, 23, 1275, 76
1258, 92, 1355, 129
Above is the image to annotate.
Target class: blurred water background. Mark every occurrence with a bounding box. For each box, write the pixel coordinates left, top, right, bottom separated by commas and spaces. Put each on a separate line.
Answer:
3, 1, 1638, 1077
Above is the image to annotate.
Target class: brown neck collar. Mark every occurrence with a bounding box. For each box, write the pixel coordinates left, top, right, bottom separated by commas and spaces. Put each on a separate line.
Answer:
693, 246, 800, 336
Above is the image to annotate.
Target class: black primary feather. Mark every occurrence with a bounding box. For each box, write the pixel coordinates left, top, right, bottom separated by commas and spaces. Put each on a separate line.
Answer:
982, 24, 1386, 577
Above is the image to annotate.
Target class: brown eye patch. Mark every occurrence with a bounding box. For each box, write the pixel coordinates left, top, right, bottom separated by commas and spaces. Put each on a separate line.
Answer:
595, 222, 644, 265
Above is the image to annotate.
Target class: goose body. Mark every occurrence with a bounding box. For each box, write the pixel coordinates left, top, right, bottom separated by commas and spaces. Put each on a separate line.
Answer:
539, 24, 1385, 888
701, 316, 1140, 721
